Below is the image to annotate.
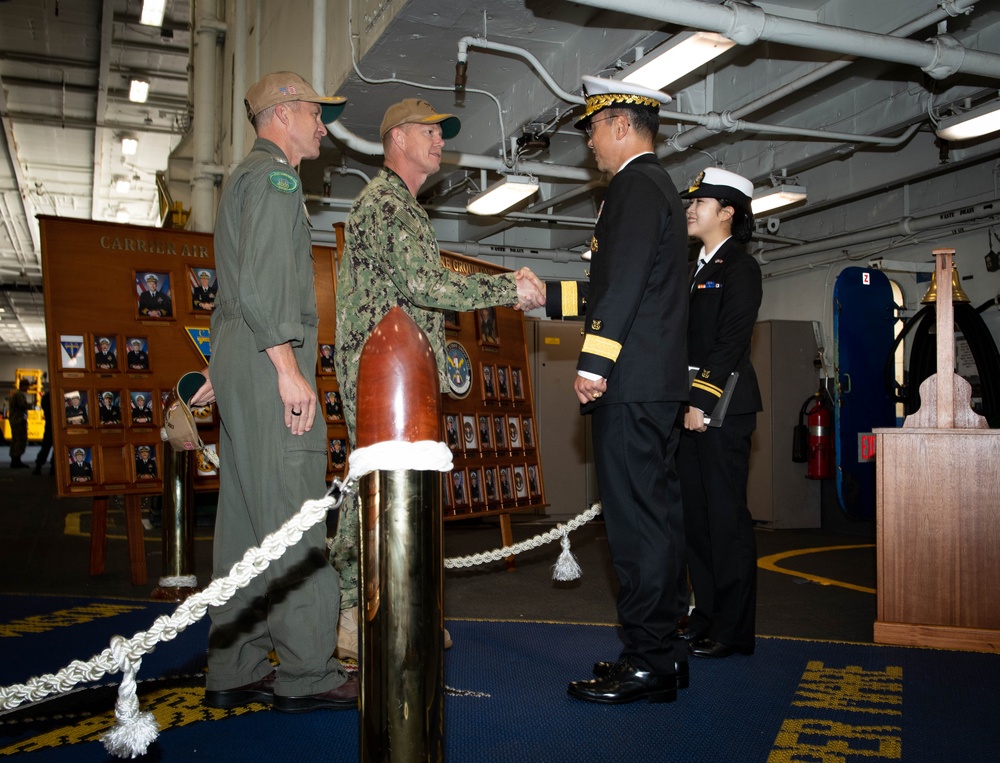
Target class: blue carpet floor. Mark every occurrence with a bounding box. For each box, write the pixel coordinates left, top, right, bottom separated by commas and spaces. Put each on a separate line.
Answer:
1, 595, 998, 761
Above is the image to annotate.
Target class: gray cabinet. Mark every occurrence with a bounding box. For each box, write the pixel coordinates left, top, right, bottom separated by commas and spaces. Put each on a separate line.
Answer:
747, 320, 821, 528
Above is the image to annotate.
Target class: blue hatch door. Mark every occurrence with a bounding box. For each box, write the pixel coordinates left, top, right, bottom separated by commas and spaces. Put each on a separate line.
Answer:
833, 267, 896, 519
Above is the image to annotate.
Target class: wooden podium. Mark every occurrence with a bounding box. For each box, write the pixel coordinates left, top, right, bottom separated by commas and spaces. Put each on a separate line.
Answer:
873, 248, 1000, 653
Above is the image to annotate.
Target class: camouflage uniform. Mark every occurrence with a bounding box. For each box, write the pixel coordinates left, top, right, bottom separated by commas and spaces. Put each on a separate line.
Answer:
332, 167, 517, 607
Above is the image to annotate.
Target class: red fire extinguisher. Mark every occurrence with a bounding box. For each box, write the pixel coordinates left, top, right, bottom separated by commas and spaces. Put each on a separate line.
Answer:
793, 391, 834, 479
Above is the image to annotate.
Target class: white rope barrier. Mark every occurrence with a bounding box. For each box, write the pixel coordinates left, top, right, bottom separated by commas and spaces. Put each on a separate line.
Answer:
0, 439, 602, 759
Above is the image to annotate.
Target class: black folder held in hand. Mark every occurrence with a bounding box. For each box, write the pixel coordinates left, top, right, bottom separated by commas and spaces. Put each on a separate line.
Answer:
688, 368, 739, 428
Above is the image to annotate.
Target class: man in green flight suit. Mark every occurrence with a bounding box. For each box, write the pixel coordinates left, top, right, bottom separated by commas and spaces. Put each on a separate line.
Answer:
331, 97, 546, 657
203, 71, 357, 713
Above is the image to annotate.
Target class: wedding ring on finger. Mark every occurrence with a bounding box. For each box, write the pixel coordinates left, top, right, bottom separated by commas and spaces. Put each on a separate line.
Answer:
291, 409, 302, 416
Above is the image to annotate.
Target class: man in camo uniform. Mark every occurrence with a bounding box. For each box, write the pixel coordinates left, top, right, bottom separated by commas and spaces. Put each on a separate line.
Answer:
332, 98, 545, 657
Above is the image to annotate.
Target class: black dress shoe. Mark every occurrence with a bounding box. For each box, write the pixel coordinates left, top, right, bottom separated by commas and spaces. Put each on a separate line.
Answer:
273, 674, 359, 713
568, 660, 677, 704
592, 659, 689, 689
676, 625, 703, 642
687, 636, 754, 658
204, 670, 277, 708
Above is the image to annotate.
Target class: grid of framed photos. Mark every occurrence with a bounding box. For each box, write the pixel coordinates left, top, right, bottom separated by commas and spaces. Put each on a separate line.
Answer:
41, 217, 219, 497
434, 254, 546, 519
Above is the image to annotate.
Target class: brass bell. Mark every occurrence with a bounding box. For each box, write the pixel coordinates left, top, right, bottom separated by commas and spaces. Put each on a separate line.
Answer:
921, 264, 970, 304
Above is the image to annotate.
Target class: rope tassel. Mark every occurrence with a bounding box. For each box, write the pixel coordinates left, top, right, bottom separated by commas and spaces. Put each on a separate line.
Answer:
552, 528, 582, 581
101, 636, 159, 758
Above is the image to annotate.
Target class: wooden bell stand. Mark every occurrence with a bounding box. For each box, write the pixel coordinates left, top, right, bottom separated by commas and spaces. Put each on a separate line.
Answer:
873, 248, 1000, 653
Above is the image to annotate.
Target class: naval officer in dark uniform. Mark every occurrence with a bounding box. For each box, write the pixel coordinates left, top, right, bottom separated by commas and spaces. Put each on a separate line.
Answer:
677, 167, 763, 659
94, 338, 117, 370
126, 339, 149, 370
540, 76, 690, 705
138, 273, 172, 317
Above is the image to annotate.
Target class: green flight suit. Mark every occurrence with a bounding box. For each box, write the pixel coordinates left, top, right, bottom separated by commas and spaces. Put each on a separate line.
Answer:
208, 137, 345, 695
332, 167, 518, 608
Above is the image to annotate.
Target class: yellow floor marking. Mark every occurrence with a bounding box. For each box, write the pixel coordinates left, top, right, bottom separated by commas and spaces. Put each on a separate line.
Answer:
758, 544, 876, 594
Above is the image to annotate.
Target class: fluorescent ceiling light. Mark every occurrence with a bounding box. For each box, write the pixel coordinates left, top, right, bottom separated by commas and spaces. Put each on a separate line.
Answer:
140, 0, 167, 27
121, 136, 138, 155
623, 31, 736, 90
752, 185, 807, 215
129, 79, 149, 103
467, 175, 539, 216
935, 100, 1000, 142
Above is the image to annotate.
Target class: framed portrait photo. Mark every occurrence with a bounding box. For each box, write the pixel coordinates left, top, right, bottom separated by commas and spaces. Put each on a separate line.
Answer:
481, 363, 497, 402
443, 413, 462, 452
527, 462, 542, 498
498, 466, 514, 502
492, 414, 507, 450
93, 335, 119, 371
496, 365, 511, 401
134, 271, 173, 319
482, 466, 499, 504
511, 367, 525, 400
467, 466, 485, 506
477, 413, 493, 451
476, 306, 500, 347
96, 390, 123, 427
125, 337, 150, 371
443, 309, 461, 331
450, 468, 469, 509
128, 391, 156, 426
189, 267, 218, 313
324, 390, 344, 422
67, 446, 95, 484
441, 472, 453, 510
521, 416, 536, 449
329, 438, 348, 472
318, 344, 335, 375
63, 389, 90, 427
134, 443, 159, 480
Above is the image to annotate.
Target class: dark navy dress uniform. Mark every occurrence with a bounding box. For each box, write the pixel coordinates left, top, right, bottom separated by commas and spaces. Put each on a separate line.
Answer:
681, 236, 762, 651
547, 153, 690, 677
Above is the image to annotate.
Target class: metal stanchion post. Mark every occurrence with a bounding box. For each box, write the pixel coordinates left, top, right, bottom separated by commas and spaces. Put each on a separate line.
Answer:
151, 445, 199, 601
357, 307, 445, 763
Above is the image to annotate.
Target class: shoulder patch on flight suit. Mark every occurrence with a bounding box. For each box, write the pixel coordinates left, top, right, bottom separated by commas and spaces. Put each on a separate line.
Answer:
268, 170, 299, 193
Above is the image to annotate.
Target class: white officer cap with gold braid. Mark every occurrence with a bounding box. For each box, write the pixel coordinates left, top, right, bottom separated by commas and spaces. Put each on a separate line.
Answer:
574, 75, 672, 131
681, 167, 754, 213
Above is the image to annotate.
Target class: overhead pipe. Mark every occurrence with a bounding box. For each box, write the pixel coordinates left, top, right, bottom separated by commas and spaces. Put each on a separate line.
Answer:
658, 0, 981, 157
456, 38, 936, 149
759, 199, 1000, 262
326, 120, 597, 182
573, 0, 1000, 80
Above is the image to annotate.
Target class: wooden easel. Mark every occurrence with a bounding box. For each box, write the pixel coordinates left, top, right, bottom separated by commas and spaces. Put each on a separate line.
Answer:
89, 495, 147, 586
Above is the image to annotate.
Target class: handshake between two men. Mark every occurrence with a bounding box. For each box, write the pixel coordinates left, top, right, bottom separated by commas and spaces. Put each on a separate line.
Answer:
513, 268, 547, 312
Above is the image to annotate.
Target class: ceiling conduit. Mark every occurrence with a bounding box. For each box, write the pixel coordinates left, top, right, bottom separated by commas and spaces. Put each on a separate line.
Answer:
654, 0, 981, 156
574, 0, 1000, 80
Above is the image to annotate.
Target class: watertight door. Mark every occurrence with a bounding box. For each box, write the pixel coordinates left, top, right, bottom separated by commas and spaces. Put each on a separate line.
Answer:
833, 267, 896, 519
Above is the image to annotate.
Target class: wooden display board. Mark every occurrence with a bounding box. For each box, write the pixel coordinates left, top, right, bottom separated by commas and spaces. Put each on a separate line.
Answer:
41, 217, 544, 522
320, 223, 546, 522
40, 217, 219, 497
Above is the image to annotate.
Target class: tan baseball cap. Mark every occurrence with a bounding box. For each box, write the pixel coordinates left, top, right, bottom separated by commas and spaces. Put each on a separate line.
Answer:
244, 71, 346, 125
379, 98, 460, 140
